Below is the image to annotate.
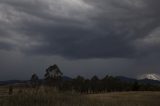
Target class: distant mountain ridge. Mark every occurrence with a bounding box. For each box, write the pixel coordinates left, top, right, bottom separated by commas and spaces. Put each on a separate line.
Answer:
116, 76, 136, 83
0, 80, 27, 85
0, 76, 72, 85
116, 76, 160, 86
1, 76, 160, 86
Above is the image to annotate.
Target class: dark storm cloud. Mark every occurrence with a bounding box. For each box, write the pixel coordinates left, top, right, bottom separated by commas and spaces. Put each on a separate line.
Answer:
0, 0, 160, 59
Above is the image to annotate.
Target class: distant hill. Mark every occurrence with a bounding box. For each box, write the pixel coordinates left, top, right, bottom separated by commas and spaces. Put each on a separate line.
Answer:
1, 76, 160, 86
0, 76, 72, 86
0, 80, 27, 85
116, 76, 160, 86
62, 76, 72, 81
116, 76, 137, 83
139, 79, 160, 85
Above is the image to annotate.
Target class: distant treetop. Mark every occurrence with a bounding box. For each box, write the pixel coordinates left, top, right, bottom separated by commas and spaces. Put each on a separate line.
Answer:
45, 64, 63, 80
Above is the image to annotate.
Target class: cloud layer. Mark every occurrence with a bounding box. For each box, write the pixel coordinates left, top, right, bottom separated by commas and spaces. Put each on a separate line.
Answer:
0, 0, 160, 59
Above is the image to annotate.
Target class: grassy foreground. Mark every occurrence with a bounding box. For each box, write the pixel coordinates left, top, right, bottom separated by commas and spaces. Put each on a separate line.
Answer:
0, 87, 160, 106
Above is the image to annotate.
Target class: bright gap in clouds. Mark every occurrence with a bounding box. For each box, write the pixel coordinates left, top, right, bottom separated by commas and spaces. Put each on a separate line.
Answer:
43, 0, 93, 14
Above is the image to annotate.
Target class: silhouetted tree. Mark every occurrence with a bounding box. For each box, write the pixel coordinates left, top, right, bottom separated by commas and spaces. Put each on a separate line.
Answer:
30, 73, 39, 88
44, 64, 63, 86
8, 86, 13, 95
83, 79, 91, 93
91, 75, 100, 93
132, 81, 140, 91
72, 76, 85, 93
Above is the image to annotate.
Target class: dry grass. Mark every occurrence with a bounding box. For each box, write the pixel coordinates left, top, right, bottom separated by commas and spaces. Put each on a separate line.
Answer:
0, 86, 160, 106
87, 92, 160, 106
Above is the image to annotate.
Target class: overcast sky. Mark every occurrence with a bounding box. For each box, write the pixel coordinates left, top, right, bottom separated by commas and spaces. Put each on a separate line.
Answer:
0, 0, 160, 80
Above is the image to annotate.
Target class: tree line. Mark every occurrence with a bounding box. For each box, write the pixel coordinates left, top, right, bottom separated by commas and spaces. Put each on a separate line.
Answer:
30, 64, 160, 93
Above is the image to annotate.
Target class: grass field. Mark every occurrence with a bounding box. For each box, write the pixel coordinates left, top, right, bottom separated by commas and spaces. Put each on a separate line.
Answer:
0, 86, 160, 106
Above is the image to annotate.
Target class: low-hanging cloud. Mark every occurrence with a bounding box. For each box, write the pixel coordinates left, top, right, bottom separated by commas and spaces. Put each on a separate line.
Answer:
0, 0, 160, 59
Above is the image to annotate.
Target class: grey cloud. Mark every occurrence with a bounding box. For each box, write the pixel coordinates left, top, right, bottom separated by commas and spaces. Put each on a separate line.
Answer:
0, 0, 160, 59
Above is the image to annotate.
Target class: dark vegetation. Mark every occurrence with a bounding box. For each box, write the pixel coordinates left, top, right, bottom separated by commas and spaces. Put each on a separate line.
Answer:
30, 64, 160, 93
0, 64, 160, 106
